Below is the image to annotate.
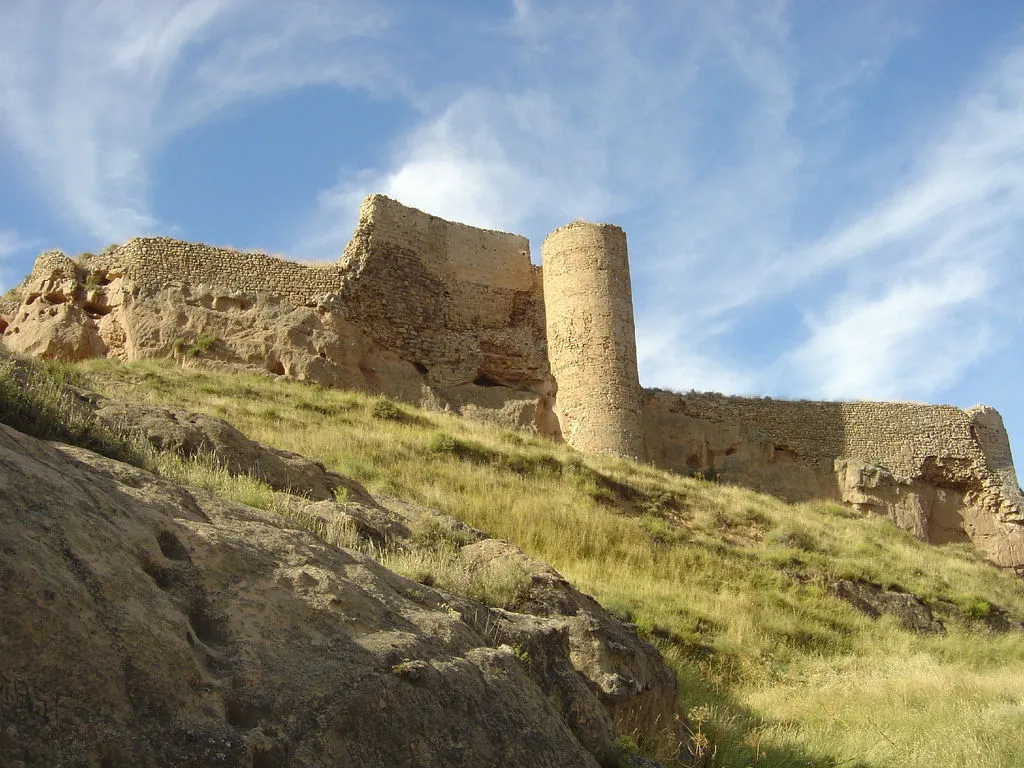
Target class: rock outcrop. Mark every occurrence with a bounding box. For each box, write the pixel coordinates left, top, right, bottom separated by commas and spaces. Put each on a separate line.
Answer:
0, 401, 681, 766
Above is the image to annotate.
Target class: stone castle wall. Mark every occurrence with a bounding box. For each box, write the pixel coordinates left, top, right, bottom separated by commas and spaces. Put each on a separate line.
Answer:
342, 194, 534, 291
338, 195, 549, 390
643, 392, 996, 479
642, 390, 1022, 509
88, 238, 347, 304
542, 221, 644, 459
47, 195, 552, 396
7, 195, 1023, 563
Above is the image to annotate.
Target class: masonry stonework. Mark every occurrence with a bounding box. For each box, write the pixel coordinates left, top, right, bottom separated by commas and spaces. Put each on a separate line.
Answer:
642, 391, 1024, 566
541, 221, 644, 459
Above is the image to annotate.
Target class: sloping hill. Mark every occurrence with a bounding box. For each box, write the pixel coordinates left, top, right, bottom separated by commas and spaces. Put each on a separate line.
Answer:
5, 354, 1024, 767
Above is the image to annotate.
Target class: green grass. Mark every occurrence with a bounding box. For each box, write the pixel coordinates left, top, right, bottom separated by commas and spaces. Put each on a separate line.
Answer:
0, 350, 153, 467
37, 358, 1024, 766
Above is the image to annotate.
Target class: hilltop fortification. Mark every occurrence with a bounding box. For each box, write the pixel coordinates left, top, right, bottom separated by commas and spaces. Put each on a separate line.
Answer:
4, 194, 1023, 567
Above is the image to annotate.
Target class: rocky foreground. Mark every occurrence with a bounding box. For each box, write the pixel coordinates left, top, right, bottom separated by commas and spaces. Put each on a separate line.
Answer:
0, 390, 682, 767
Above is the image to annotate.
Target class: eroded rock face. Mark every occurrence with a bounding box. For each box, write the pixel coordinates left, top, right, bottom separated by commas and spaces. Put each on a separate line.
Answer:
643, 390, 1024, 569
0, 416, 679, 766
830, 580, 945, 635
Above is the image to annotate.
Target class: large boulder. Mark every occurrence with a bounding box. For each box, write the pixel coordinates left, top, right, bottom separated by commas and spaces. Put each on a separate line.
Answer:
0, 418, 680, 766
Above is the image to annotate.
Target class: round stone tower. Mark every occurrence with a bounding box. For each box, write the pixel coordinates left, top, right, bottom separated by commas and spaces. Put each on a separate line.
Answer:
541, 220, 644, 460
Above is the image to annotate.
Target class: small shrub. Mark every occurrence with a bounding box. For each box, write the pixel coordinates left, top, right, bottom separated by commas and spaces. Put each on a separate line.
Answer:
410, 513, 477, 550
426, 432, 493, 464
955, 594, 992, 620
769, 528, 819, 553
193, 333, 217, 353
608, 734, 641, 767
372, 398, 404, 421
643, 516, 687, 547
428, 431, 460, 453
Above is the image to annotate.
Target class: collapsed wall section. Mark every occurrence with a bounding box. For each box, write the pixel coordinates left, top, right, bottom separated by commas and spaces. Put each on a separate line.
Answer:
542, 221, 644, 459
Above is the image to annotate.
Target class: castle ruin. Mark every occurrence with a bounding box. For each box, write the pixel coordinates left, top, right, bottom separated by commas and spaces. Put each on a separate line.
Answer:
3, 194, 1023, 568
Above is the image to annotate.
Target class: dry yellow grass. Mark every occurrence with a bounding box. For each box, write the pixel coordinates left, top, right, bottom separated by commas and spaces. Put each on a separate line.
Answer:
76, 358, 1024, 768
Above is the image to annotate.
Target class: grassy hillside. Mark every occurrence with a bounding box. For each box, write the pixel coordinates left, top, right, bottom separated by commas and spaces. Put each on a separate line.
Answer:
23, 356, 1024, 767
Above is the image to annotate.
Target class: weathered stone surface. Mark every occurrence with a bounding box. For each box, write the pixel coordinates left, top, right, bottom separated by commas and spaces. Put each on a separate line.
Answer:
459, 539, 681, 748
89, 396, 365, 503
643, 389, 1024, 568
0, 420, 679, 767
542, 221, 644, 459
830, 580, 945, 635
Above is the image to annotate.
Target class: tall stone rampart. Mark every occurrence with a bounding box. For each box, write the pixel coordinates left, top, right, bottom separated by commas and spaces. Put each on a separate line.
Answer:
542, 221, 644, 459
643, 390, 1024, 565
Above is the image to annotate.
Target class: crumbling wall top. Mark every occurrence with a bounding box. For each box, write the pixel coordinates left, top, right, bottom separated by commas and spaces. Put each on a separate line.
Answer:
346, 194, 533, 291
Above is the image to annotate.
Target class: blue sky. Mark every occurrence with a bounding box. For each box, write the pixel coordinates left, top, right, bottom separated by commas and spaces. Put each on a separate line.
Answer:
2, 1, 1024, 464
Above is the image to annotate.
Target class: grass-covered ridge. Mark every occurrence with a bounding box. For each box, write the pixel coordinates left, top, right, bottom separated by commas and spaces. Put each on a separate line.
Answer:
20, 357, 1024, 767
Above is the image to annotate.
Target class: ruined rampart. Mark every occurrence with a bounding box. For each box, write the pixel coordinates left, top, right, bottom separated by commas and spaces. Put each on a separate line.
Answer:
643, 390, 1024, 565
5, 194, 1023, 566
643, 392, 1003, 481
90, 238, 347, 304
339, 195, 548, 390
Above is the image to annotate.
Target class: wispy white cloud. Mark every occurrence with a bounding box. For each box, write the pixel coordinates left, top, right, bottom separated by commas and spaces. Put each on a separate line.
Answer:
638, 320, 757, 396
0, 229, 30, 261
0, 0, 396, 243
298, 88, 618, 258
0, 228, 37, 292
777, 40, 1024, 399
786, 265, 993, 400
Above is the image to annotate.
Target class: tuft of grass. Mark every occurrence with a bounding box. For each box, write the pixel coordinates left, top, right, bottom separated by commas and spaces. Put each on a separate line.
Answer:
75, 358, 1024, 768
381, 547, 531, 610
0, 349, 153, 468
